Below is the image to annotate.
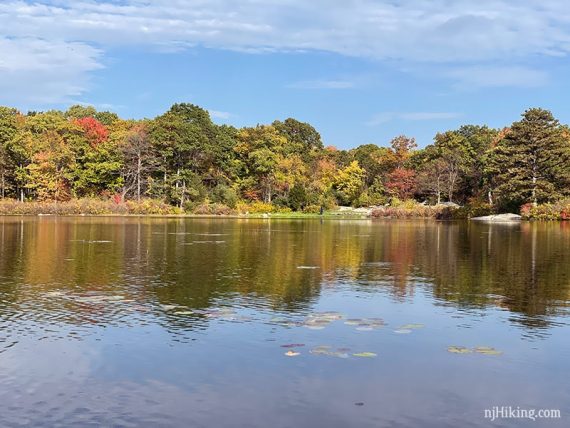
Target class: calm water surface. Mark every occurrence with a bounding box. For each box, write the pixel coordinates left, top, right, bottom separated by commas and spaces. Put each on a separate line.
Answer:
0, 217, 569, 427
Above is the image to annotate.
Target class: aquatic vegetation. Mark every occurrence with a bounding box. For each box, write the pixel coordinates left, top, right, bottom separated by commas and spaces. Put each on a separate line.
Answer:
399, 323, 424, 329
353, 352, 377, 358
309, 346, 332, 355
473, 346, 503, 356
302, 311, 344, 329
447, 346, 472, 354
310, 346, 350, 358
447, 346, 503, 355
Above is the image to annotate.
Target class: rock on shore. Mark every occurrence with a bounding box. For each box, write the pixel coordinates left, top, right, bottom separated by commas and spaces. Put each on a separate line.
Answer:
471, 213, 522, 222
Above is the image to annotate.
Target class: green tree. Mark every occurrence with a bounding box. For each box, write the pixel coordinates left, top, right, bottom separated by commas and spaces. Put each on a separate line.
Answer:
489, 108, 570, 208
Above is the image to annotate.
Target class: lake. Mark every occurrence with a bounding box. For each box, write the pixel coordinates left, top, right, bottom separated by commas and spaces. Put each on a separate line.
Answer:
0, 217, 569, 427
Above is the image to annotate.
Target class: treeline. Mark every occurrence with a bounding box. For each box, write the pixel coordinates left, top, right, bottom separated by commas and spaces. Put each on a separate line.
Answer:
1, 104, 569, 214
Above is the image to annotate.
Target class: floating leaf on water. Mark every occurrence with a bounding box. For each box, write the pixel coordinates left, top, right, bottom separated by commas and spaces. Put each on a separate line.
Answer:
281, 343, 305, 348
474, 346, 503, 356
344, 319, 363, 326
399, 323, 424, 329
447, 346, 472, 354
311, 311, 343, 321
304, 325, 326, 330
353, 352, 377, 358
310, 346, 332, 355
328, 351, 350, 359
393, 329, 412, 334
285, 351, 300, 357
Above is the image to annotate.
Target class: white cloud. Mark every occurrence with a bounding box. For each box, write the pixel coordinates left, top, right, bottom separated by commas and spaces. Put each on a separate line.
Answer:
1, 0, 570, 104
0, 37, 102, 106
2, 0, 570, 61
208, 109, 233, 120
367, 112, 462, 126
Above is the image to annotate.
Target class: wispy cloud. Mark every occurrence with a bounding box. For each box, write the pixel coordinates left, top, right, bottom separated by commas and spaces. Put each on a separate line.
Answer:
1, 0, 570, 104
208, 109, 234, 120
287, 79, 355, 89
0, 36, 102, 105
367, 112, 462, 126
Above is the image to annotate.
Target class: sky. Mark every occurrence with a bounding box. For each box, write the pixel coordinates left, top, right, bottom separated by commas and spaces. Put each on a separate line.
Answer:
1, 1, 570, 149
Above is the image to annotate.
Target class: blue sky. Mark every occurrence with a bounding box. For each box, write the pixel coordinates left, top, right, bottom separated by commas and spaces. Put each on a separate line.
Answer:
1, 1, 570, 149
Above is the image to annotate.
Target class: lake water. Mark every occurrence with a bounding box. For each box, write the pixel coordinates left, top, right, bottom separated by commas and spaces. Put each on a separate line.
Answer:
0, 217, 569, 427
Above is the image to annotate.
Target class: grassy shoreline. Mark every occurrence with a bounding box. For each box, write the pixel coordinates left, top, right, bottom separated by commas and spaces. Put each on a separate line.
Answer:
2, 198, 569, 220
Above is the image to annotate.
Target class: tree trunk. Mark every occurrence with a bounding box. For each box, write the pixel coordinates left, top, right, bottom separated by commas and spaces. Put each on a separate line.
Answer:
179, 180, 186, 209
531, 174, 537, 207
137, 150, 142, 202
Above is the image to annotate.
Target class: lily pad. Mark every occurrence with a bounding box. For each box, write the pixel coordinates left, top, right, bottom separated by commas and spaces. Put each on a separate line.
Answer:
447, 346, 472, 354
285, 350, 300, 357
313, 311, 343, 321
310, 346, 332, 355
328, 351, 350, 359
474, 346, 503, 356
303, 317, 331, 329
353, 352, 377, 358
399, 323, 424, 329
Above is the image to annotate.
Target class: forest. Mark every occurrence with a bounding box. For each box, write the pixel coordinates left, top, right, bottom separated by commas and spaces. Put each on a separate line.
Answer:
1, 103, 569, 218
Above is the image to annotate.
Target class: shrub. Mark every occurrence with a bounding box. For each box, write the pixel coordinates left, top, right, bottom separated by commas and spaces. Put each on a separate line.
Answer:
0, 198, 181, 215
521, 200, 570, 220
371, 201, 450, 219
192, 202, 234, 215
210, 185, 239, 208
303, 204, 322, 214
236, 201, 274, 214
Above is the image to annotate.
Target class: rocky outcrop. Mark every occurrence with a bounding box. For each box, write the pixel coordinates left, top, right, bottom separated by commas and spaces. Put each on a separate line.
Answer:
471, 213, 522, 222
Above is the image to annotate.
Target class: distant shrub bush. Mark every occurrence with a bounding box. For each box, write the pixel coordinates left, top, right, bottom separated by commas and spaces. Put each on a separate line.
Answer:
303, 204, 322, 214
0, 198, 181, 215
192, 202, 234, 215
371, 198, 455, 220
521, 200, 570, 220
